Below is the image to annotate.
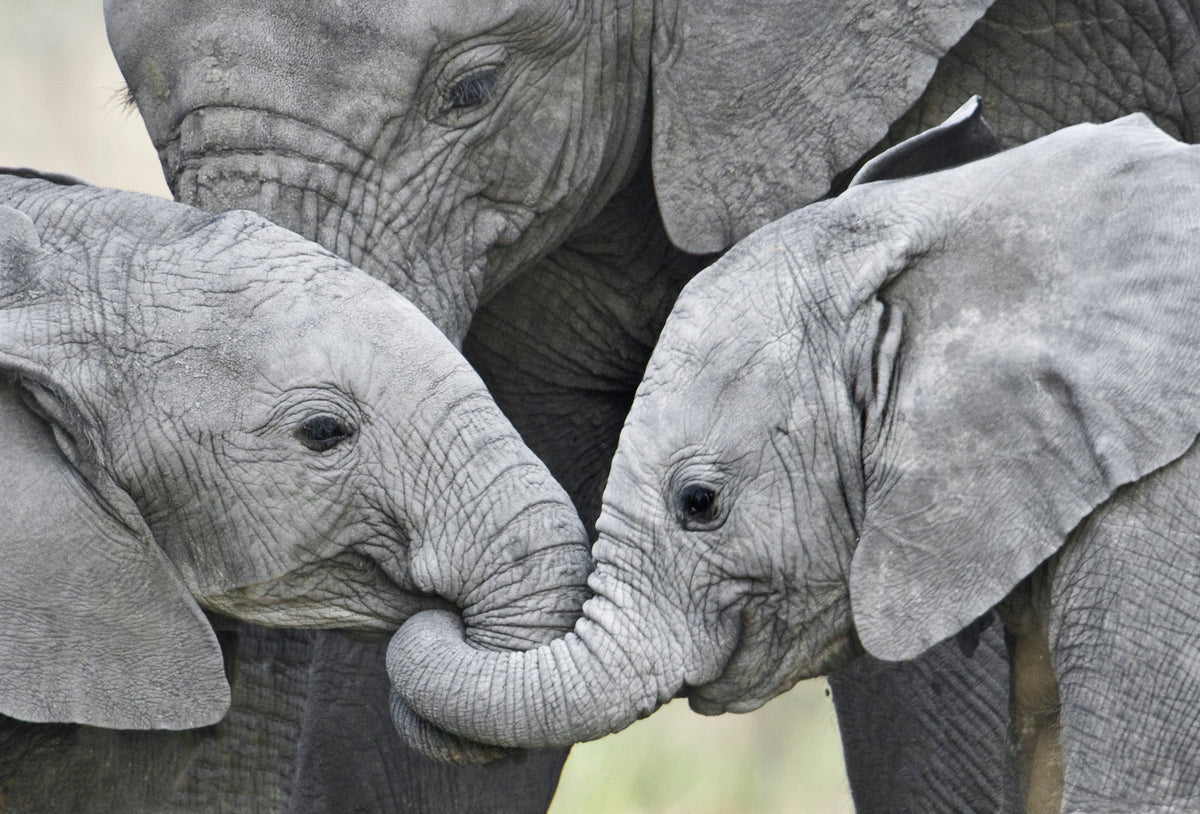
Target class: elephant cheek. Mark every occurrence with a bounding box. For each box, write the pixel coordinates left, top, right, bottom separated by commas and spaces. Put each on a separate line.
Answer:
686, 591, 857, 715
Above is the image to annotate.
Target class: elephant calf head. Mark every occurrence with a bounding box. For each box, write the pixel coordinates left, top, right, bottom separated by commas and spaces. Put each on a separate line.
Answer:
387, 109, 1200, 751
0, 171, 588, 739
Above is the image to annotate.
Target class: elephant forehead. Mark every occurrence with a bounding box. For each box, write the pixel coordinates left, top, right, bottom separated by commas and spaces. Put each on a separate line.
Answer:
111, 0, 570, 144
644, 277, 798, 413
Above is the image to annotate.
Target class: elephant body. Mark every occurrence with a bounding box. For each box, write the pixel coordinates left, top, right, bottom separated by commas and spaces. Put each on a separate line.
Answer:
0, 170, 588, 812
104, 0, 1200, 808
390, 113, 1200, 812
0, 629, 567, 813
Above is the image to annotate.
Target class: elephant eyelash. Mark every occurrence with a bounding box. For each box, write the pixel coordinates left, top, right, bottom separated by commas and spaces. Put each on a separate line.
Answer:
443, 66, 502, 111
294, 414, 356, 453
113, 82, 138, 113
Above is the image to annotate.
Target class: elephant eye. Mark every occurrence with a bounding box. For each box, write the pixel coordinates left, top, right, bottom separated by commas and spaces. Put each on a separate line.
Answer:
676, 483, 721, 530
295, 414, 355, 453
445, 66, 501, 110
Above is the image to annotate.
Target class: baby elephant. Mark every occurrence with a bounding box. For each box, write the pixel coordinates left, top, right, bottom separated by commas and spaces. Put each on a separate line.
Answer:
0, 170, 588, 737
391, 112, 1200, 810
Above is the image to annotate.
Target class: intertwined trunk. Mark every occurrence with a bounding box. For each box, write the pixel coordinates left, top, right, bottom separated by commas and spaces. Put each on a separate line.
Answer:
386, 550, 707, 753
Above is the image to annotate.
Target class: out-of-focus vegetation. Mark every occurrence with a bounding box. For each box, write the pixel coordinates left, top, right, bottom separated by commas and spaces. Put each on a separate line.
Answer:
552, 681, 852, 814
5, 2, 855, 811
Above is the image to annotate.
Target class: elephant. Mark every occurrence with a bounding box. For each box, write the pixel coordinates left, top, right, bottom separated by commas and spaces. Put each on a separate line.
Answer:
102, 0, 1200, 808
388, 111, 1200, 813
0, 168, 590, 811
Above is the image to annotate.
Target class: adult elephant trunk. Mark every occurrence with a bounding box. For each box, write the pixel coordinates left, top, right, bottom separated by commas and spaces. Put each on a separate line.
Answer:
387, 541, 715, 752
159, 106, 486, 343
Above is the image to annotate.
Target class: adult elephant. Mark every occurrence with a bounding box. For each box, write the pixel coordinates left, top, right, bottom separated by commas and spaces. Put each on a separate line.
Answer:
103, 0, 1200, 810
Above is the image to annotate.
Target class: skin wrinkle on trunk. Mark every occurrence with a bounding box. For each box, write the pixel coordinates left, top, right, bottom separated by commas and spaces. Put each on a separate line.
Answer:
165, 81, 645, 348
165, 107, 485, 341
397, 377, 591, 654
390, 610, 651, 749
388, 545, 720, 751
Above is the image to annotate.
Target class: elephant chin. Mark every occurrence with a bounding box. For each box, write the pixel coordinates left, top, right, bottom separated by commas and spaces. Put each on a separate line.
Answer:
684, 612, 861, 717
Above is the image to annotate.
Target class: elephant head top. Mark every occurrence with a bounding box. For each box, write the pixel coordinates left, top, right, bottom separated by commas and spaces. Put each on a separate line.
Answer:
104, 0, 995, 339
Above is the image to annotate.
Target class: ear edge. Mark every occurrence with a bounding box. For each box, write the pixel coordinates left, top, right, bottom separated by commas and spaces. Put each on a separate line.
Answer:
0, 378, 230, 729
849, 96, 1003, 187
649, 0, 996, 254
841, 110, 1200, 662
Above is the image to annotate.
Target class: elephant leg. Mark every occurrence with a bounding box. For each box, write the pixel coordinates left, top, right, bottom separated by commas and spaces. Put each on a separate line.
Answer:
194, 626, 567, 814
0, 717, 207, 813
828, 626, 1020, 813
464, 160, 707, 531
1047, 444, 1200, 811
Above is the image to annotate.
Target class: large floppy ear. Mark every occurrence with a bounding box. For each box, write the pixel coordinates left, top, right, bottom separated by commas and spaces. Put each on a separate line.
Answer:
845, 115, 1200, 661
0, 205, 229, 729
649, 0, 996, 254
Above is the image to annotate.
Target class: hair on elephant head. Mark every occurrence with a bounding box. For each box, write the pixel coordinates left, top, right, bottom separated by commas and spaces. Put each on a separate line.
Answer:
0, 171, 588, 741
388, 110, 1200, 806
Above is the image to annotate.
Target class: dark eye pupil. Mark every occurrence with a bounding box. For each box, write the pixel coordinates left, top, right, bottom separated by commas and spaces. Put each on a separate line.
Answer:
296, 415, 353, 452
447, 68, 499, 109
679, 484, 717, 523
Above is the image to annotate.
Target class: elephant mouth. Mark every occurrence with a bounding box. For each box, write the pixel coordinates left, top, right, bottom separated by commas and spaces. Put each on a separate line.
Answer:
200, 550, 454, 632
684, 609, 859, 716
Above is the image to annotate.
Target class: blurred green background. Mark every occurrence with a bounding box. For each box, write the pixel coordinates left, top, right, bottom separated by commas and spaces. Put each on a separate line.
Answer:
2, 2, 854, 811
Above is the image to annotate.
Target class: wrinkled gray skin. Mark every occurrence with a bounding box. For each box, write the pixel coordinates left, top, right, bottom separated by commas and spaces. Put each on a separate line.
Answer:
104, 0, 1200, 809
0, 171, 589, 812
391, 114, 1200, 813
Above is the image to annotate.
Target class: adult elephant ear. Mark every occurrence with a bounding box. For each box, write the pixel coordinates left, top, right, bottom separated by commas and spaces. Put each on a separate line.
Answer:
0, 205, 229, 729
844, 115, 1200, 662
649, 0, 996, 254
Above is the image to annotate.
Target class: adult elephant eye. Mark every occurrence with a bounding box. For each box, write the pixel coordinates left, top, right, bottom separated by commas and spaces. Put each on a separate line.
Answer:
295, 414, 355, 453
445, 66, 501, 110
676, 483, 721, 529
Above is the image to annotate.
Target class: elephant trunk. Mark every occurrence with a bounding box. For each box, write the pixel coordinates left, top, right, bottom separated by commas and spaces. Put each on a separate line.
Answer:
165, 107, 478, 343
387, 346, 592, 655
386, 557, 694, 752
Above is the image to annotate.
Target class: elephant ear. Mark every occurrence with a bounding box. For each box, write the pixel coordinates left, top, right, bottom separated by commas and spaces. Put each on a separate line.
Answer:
650, 0, 996, 254
845, 115, 1200, 661
0, 205, 229, 729
848, 96, 1001, 186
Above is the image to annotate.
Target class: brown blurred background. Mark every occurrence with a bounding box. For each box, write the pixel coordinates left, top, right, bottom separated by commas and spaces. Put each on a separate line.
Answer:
1, 2, 853, 811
